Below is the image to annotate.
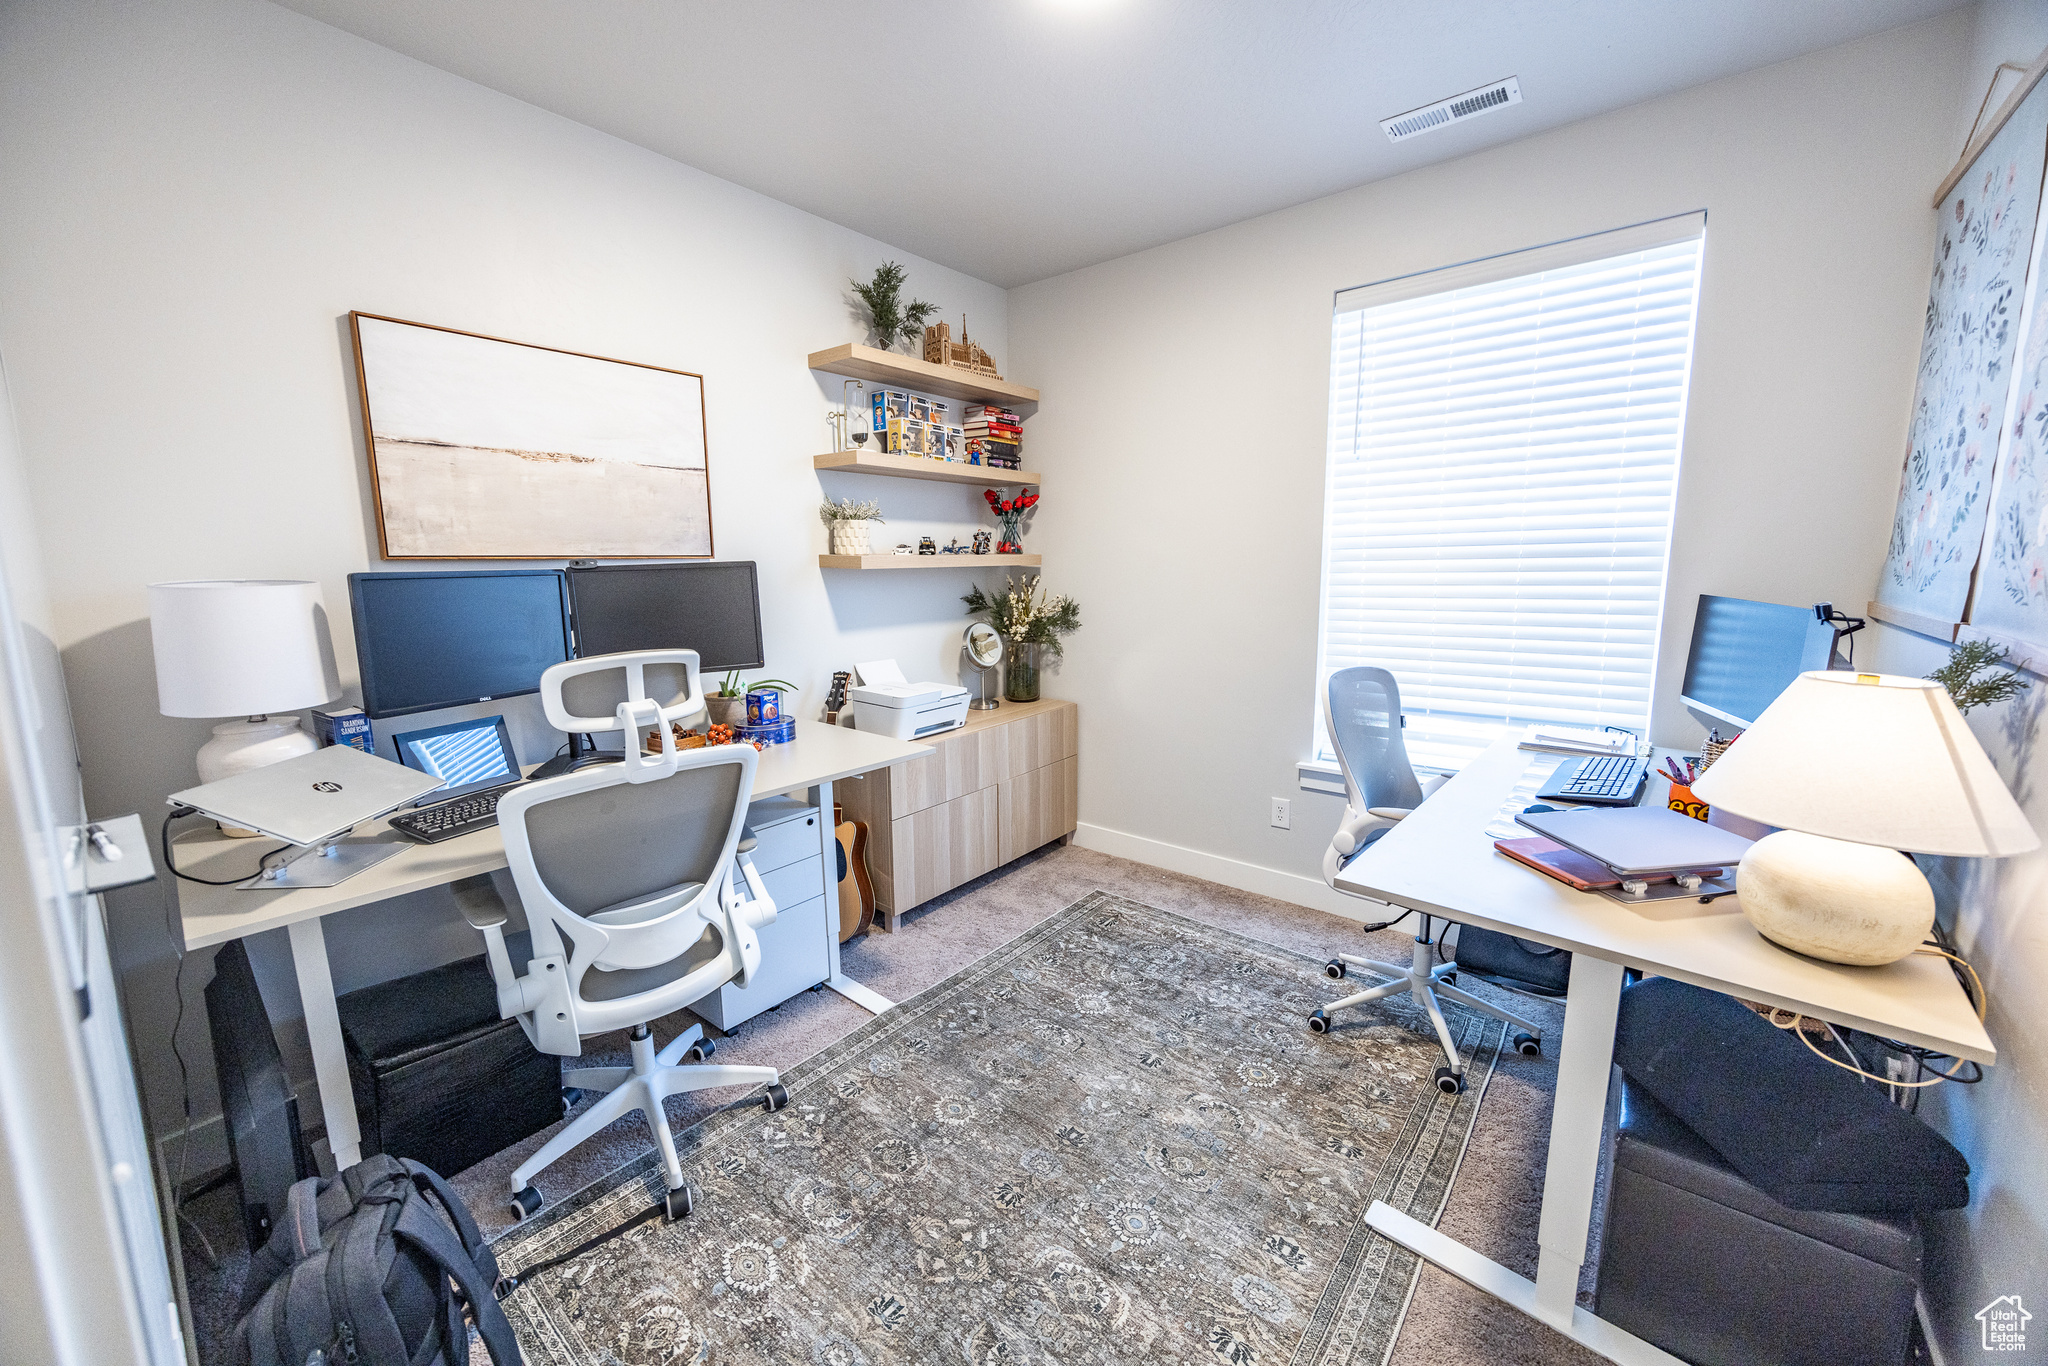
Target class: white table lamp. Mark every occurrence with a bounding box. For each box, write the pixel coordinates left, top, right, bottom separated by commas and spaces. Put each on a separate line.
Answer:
148, 580, 341, 814
1690, 670, 2037, 964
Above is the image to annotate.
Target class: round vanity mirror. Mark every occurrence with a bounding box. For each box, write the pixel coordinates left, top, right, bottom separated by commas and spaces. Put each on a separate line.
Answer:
964, 622, 1004, 709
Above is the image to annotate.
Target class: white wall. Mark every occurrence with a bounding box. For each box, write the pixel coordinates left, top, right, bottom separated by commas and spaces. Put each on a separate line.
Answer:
1865, 4, 2048, 1358
1008, 13, 1974, 914
0, 0, 1009, 1144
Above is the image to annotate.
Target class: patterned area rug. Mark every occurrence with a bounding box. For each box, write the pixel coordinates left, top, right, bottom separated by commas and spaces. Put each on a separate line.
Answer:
491, 891, 1504, 1365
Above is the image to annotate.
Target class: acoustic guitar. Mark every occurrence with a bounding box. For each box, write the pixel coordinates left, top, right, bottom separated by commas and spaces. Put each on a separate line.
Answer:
834, 801, 875, 941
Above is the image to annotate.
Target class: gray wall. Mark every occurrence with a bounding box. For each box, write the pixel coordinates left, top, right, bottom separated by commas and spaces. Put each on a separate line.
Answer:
1006, 14, 1975, 918
1866, 6, 2048, 1358
0, 0, 1010, 1157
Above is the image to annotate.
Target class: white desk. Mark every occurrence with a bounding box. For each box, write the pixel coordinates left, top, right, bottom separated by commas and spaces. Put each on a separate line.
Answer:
1333, 736, 1993, 1366
173, 721, 931, 1170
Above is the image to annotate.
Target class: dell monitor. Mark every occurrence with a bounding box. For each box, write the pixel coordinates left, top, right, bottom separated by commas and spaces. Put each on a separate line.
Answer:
1679, 594, 1835, 731
565, 562, 764, 670
348, 570, 573, 720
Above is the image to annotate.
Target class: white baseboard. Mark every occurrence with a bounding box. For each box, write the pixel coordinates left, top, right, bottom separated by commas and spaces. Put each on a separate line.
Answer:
1072, 821, 1396, 923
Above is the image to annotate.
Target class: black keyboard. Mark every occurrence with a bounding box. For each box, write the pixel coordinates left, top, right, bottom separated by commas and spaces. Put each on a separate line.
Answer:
389, 787, 511, 843
1537, 754, 1648, 807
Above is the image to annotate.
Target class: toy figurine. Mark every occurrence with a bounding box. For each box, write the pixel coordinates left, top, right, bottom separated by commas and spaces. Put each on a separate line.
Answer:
971, 530, 992, 555
918, 535, 937, 555
894, 543, 916, 556
941, 537, 965, 554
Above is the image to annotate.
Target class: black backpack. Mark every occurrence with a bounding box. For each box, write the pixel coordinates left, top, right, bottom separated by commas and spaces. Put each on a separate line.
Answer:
229, 1154, 521, 1366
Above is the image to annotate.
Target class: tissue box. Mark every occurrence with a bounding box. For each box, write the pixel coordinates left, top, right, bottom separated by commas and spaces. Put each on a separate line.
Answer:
312, 706, 374, 754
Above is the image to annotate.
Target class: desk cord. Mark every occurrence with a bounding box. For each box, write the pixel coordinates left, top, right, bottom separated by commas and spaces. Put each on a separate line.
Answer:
158, 806, 295, 886
1760, 941, 1987, 1095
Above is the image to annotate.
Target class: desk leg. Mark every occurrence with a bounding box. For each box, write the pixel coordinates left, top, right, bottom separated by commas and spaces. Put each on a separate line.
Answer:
286, 917, 362, 1171
817, 779, 893, 1017
1364, 953, 1681, 1366
1534, 953, 1626, 1321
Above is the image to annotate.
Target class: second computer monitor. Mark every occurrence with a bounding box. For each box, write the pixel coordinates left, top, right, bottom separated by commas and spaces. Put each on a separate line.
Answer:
566, 562, 764, 670
1679, 594, 1835, 732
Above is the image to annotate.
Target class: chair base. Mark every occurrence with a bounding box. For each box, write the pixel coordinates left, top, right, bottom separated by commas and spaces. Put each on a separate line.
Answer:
509, 1022, 780, 1215
1311, 930, 1543, 1079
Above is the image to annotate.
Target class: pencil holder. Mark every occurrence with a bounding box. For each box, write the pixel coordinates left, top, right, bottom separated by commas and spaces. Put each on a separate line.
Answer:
1668, 783, 1710, 822
1701, 736, 1733, 770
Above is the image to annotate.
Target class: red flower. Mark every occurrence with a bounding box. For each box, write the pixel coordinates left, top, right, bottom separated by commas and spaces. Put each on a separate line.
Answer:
984, 489, 1000, 509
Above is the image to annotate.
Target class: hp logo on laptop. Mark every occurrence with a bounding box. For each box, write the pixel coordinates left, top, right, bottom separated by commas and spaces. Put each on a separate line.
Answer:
311, 781, 343, 793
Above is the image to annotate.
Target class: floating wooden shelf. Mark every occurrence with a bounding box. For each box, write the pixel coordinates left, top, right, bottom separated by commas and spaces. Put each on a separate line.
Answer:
808, 343, 1040, 407
812, 449, 1042, 487
819, 553, 1041, 570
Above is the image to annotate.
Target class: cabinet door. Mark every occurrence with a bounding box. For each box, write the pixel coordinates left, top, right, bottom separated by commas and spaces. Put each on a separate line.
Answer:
1006, 702, 1079, 775
999, 754, 1079, 864
890, 727, 1008, 818
889, 785, 1000, 914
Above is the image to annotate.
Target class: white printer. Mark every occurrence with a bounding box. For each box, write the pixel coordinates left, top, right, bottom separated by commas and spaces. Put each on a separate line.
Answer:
848, 659, 970, 740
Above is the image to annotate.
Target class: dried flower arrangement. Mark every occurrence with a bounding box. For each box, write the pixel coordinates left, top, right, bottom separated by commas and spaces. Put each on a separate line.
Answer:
961, 575, 1081, 657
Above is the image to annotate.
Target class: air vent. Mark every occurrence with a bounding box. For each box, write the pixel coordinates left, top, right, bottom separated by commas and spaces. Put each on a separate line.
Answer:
1381, 77, 1522, 144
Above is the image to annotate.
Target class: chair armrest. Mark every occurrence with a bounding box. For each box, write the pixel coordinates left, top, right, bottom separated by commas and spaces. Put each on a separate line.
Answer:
450, 873, 508, 928
737, 826, 758, 855
1419, 773, 1449, 800
1367, 806, 1415, 821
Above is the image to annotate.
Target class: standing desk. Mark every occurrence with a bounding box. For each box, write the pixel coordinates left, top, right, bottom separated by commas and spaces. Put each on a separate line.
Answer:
173, 720, 931, 1171
1333, 735, 1995, 1366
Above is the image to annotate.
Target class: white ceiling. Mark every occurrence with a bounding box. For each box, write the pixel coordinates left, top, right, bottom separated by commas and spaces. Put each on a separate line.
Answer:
274, 0, 1970, 288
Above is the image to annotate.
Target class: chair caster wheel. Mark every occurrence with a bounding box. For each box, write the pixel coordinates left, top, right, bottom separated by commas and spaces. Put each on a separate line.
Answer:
1439, 970, 1457, 985
509, 1186, 543, 1221
1307, 1010, 1330, 1034
762, 1082, 790, 1112
684, 1037, 716, 1064
560, 1087, 586, 1114
1432, 1066, 1467, 1095
663, 1185, 694, 1221
1324, 958, 1347, 980
1513, 1032, 1542, 1057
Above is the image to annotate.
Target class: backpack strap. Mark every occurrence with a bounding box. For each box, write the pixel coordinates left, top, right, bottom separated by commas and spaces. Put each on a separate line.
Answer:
334, 1165, 416, 1366
399, 1159, 499, 1284
389, 1187, 524, 1366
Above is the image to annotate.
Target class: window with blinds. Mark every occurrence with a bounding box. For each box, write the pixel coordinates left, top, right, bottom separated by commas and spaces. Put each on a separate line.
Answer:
1315, 214, 1705, 772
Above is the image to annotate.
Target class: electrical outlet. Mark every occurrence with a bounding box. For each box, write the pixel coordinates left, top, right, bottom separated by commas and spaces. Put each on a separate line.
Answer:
1271, 798, 1291, 830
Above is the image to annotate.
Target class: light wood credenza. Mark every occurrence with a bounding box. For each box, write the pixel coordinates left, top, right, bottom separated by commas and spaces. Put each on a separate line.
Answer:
834, 697, 1077, 930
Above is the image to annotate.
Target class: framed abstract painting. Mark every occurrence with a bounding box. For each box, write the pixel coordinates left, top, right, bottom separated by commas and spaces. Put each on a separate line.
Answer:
350, 313, 712, 559
1874, 81, 2048, 622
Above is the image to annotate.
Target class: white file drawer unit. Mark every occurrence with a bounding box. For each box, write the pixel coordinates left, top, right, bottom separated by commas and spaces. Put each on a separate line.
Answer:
693, 796, 831, 1030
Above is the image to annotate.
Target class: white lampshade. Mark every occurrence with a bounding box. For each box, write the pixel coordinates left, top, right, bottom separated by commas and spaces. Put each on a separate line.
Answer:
148, 580, 339, 718
1690, 671, 2037, 858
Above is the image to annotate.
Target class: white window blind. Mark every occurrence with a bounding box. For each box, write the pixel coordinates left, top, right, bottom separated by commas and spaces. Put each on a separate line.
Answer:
1315, 214, 1705, 772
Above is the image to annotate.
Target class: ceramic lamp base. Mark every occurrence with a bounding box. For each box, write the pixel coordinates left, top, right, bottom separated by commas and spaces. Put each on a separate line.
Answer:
1737, 829, 1934, 966
196, 716, 319, 837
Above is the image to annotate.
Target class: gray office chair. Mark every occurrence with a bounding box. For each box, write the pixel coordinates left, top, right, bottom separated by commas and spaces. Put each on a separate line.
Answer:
458, 649, 786, 1223
1313, 666, 1553, 1093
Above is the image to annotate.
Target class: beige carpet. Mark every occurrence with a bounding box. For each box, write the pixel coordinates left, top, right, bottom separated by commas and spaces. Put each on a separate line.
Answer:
178, 844, 1605, 1365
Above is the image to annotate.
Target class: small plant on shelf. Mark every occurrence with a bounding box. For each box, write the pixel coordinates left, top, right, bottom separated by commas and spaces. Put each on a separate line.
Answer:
821, 497, 885, 555
1927, 638, 2030, 713
850, 261, 939, 353
962, 575, 1080, 703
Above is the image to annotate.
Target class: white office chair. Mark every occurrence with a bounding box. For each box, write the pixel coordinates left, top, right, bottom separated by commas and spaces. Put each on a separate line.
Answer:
1313, 666, 1547, 1094
457, 649, 787, 1223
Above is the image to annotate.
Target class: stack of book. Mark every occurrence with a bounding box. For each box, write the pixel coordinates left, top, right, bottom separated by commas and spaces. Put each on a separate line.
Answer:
965, 404, 1022, 468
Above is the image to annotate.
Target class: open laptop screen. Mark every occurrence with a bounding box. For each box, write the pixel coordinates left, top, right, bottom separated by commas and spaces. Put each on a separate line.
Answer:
389, 715, 520, 800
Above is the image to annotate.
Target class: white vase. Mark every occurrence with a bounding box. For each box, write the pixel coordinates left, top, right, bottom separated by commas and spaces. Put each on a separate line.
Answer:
832, 521, 873, 555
